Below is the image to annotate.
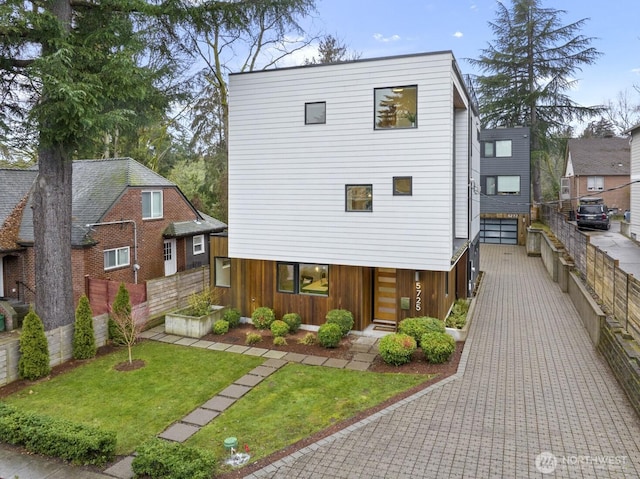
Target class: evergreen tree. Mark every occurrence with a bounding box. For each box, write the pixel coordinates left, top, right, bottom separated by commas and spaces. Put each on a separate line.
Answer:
18, 309, 51, 380
469, 0, 601, 203
73, 295, 97, 360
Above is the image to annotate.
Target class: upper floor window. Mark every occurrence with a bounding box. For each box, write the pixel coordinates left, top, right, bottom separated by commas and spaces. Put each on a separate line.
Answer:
193, 234, 205, 255
587, 176, 604, 191
104, 246, 130, 270
482, 140, 512, 158
346, 184, 372, 211
305, 102, 326, 124
393, 176, 412, 196
142, 191, 163, 219
485, 176, 520, 195
374, 85, 417, 129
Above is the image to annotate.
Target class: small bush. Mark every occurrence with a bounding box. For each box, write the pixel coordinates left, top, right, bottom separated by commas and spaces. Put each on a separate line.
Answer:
270, 320, 289, 337
0, 403, 116, 466
251, 307, 275, 329
318, 323, 342, 348
421, 331, 455, 364
223, 308, 242, 328
325, 309, 354, 336
132, 438, 216, 479
281, 313, 302, 333
212, 320, 229, 335
297, 332, 316, 345
73, 295, 97, 360
245, 332, 262, 345
273, 336, 287, 346
397, 317, 445, 343
18, 309, 51, 380
378, 333, 417, 366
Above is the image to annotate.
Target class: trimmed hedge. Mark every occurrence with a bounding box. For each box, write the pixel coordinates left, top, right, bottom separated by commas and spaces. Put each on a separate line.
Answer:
132, 438, 217, 479
281, 313, 302, 333
222, 308, 242, 328
378, 333, 417, 366
325, 309, 354, 336
0, 402, 116, 466
251, 307, 275, 329
270, 320, 289, 337
421, 331, 455, 364
397, 316, 445, 343
18, 309, 51, 380
318, 323, 342, 348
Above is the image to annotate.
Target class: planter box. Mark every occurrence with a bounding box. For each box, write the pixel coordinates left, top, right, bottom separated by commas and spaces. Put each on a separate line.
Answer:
445, 296, 476, 342
165, 306, 226, 338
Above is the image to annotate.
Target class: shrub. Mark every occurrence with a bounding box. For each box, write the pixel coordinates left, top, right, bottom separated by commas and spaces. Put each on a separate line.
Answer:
318, 323, 342, 348
0, 403, 116, 466
186, 290, 211, 317
445, 299, 469, 329
251, 307, 275, 329
270, 320, 289, 337
73, 295, 97, 360
132, 438, 216, 479
18, 309, 51, 380
325, 309, 354, 336
212, 320, 229, 335
397, 317, 445, 343
281, 313, 302, 333
245, 332, 262, 345
273, 336, 287, 346
378, 333, 417, 366
421, 331, 455, 364
223, 308, 242, 328
297, 332, 316, 345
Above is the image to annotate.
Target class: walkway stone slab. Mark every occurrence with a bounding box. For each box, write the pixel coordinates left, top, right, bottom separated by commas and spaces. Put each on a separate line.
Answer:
208, 342, 232, 351
352, 352, 376, 362
263, 358, 287, 368
175, 337, 199, 346
263, 350, 287, 359
103, 455, 134, 479
159, 423, 200, 443
250, 365, 279, 377
191, 340, 215, 349
226, 345, 250, 354
344, 361, 369, 371
245, 347, 269, 356
202, 396, 235, 412
219, 383, 252, 398
235, 374, 264, 387
156, 334, 181, 343
282, 352, 306, 362
323, 358, 349, 368
301, 355, 327, 366
182, 408, 219, 426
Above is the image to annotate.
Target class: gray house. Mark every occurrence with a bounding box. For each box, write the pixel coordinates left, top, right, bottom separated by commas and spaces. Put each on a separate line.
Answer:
480, 127, 531, 245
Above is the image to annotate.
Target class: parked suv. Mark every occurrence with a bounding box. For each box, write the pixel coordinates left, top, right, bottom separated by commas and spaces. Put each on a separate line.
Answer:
576, 203, 610, 230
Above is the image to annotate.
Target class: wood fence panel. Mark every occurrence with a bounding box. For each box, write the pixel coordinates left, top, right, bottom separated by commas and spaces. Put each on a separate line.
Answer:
628, 278, 640, 342
614, 268, 629, 325
601, 255, 617, 313
87, 278, 147, 315
146, 267, 210, 317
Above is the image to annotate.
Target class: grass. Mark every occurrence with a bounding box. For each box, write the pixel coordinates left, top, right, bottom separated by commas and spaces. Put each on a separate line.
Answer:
186, 363, 433, 466
2, 341, 263, 454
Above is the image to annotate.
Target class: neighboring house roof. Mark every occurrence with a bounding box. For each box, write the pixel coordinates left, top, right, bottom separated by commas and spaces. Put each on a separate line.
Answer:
0, 169, 38, 251
565, 138, 630, 176
163, 211, 227, 238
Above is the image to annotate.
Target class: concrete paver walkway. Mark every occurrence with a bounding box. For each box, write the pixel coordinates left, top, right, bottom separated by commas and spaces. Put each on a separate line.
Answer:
247, 244, 640, 478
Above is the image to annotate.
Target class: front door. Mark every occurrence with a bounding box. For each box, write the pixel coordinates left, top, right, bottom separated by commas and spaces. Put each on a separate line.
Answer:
164, 239, 177, 276
374, 268, 397, 324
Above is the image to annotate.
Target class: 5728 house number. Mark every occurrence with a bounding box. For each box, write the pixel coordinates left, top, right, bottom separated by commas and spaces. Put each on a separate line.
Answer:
415, 281, 422, 312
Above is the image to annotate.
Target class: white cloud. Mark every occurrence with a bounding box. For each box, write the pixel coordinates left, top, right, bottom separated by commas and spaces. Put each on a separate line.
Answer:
632, 68, 640, 75
453, 31, 463, 38
373, 33, 401, 43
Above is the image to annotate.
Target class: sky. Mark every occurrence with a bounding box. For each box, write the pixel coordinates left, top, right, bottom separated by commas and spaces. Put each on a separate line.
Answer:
287, 0, 640, 115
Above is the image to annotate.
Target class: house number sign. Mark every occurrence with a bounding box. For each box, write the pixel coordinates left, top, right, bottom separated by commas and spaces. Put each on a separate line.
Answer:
415, 281, 422, 312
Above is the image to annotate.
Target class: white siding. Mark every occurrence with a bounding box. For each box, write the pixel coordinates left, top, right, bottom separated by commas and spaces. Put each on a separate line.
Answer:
470, 117, 481, 239
229, 52, 475, 271
454, 105, 469, 238
631, 131, 640, 239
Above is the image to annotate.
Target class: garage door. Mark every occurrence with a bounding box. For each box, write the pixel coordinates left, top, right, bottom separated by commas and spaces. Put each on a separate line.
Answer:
480, 218, 518, 244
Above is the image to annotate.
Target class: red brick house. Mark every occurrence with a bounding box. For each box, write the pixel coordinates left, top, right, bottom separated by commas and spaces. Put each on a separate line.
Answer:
0, 158, 226, 309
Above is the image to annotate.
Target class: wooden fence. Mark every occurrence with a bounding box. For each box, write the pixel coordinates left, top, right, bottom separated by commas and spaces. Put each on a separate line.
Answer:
146, 266, 210, 317
542, 204, 640, 343
86, 277, 147, 315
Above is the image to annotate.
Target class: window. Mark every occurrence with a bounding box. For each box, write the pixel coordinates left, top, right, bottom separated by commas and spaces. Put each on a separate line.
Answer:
484, 176, 520, 195
305, 102, 326, 124
104, 247, 130, 270
374, 85, 417, 129
346, 184, 372, 211
482, 140, 512, 158
277, 263, 329, 296
193, 234, 205, 255
393, 176, 412, 196
142, 191, 163, 219
587, 176, 604, 191
215, 257, 231, 288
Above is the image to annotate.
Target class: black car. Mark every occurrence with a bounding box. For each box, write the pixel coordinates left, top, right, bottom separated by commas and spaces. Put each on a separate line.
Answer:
576, 203, 610, 230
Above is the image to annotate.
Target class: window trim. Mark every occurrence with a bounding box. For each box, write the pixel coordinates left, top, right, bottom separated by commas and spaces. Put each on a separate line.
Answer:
305, 102, 326, 125
393, 176, 413, 196
374, 85, 418, 130
192, 234, 205, 255
345, 184, 373, 212
214, 256, 231, 288
482, 139, 512, 158
104, 246, 130, 270
142, 190, 163, 220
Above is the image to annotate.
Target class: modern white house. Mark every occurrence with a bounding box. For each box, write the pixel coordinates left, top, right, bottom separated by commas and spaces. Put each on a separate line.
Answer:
211, 51, 481, 331
626, 125, 640, 240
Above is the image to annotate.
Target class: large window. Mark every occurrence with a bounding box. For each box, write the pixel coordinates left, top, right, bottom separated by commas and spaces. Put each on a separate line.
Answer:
374, 85, 417, 129
305, 102, 326, 124
142, 190, 163, 219
277, 263, 329, 296
587, 176, 604, 191
485, 176, 520, 195
346, 184, 372, 211
104, 246, 130, 270
193, 234, 205, 255
482, 140, 512, 158
215, 257, 231, 288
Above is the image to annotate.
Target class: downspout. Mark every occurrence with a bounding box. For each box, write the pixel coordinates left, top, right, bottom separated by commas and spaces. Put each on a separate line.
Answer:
85, 220, 139, 284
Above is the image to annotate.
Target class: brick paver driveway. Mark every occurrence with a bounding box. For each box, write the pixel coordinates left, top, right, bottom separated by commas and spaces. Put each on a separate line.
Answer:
248, 244, 640, 478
